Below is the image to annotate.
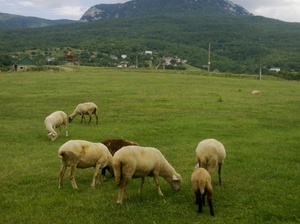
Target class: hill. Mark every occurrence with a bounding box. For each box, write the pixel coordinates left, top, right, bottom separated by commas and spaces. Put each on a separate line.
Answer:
0, 13, 76, 29
80, 0, 252, 21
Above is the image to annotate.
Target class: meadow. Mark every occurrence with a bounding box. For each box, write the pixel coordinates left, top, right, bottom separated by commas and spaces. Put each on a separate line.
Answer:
0, 66, 299, 224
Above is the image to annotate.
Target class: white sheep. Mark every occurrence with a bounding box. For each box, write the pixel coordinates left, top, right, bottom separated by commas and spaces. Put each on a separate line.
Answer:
68, 102, 98, 124
191, 167, 215, 216
113, 145, 182, 204
58, 140, 113, 189
251, 90, 261, 95
195, 138, 226, 185
44, 111, 68, 141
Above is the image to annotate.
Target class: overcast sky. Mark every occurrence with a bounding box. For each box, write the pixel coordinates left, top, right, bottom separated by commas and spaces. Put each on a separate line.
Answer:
1, 0, 300, 23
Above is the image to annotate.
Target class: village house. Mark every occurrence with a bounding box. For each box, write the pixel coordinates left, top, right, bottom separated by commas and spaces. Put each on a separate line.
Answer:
117, 61, 129, 68
12, 56, 38, 71
270, 67, 280, 72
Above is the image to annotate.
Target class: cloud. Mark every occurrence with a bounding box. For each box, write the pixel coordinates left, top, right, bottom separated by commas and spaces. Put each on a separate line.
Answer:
17, 1, 35, 7
234, 0, 300, 22
53, 6, 86, 18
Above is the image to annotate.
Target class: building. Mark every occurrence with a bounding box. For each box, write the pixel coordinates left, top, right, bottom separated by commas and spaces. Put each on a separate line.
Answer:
12, 56, 38, 71
270, 67, 280, 72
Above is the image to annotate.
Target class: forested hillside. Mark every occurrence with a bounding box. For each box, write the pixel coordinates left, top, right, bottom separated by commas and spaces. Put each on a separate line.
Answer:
0, 13, 76, 29
0, 14, 299, 78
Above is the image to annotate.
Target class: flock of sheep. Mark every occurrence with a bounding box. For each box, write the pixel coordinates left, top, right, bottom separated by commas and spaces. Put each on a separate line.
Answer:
44, 102, 226, 216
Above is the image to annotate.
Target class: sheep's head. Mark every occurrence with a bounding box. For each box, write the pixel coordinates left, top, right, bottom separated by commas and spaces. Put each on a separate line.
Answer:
170, 174, 182, 191
68, 116, 73, 123
48, 132, 58, 141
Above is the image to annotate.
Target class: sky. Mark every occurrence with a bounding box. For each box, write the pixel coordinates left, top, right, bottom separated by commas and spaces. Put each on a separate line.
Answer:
0, 0, 300, 23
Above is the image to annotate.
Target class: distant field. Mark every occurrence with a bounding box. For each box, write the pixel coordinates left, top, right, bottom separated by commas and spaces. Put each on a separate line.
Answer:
0, 66, 299, 224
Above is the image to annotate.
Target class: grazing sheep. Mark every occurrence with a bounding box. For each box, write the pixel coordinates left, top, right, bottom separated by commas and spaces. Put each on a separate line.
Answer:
58, 140, 113, 189
251, 90, 261, 95
113, 146, 182, 204
100, 138, 139, 179
195, 139, 226, 185
191, 167, 214, 216
44, 111, 68, 141
68, 102, 98, 124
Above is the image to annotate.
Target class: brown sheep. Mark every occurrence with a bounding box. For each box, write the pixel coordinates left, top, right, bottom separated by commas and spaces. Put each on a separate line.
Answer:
100, 138, 139, 179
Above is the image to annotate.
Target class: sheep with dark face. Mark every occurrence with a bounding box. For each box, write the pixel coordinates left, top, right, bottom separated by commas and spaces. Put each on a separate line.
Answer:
191, 167, 214, 216
68, 102, 98, 125
195, 139, 226, 185
113, 146, 182, 204
58, 140, 112, 189
100, 138, 139, 179
44, 111, 68, 141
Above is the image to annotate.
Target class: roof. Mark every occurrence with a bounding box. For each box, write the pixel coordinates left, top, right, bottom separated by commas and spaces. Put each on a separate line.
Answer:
15, 56, 38, 66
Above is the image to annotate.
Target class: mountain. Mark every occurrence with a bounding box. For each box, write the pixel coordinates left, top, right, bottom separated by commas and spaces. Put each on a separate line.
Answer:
0, 13, 76, 29
80, 0, 252, 21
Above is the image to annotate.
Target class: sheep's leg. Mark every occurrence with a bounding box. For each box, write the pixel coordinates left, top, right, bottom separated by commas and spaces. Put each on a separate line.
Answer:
117, 186, 125, 204
153, 176, 164, 196
58, 164, 67, 188
207, 191, 215, 216
124, 187, 129, 199
87, 112, 92, 124
218, 163, 223, 186
202, 191, 206, 206
64, 124, 68, 137
198, 193, 203, 213
138, 177, 145, 194
57, 126, 62, 135
101, 166, 113, 180
108, 167, 114, 177
194, 189, 203, 213
80, 114, 85, 123
91, 164, 101, 188
69, 164, 78, 189
101, 167, 107, 181
94, 113, 98, 125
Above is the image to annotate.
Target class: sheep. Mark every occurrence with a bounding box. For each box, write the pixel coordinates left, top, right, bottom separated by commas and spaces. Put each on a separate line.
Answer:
58, 140, 113, 189
195, 138, 226, 185
251, 90, 261, 95
100, 138, 139, 179
191, 167, 214, 216
44, 111, 68, 141
68, 102, 98, 125
113, 145, 182, 204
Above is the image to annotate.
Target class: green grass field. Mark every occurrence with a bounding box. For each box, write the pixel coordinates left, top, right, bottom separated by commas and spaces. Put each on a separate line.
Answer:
1, 66, 299, 224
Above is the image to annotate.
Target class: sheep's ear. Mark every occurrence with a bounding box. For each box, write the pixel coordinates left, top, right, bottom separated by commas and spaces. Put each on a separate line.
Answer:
172, 175, 178, 181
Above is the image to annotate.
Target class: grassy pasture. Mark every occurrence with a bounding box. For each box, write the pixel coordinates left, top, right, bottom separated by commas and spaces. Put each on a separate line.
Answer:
0, 66, 299, 224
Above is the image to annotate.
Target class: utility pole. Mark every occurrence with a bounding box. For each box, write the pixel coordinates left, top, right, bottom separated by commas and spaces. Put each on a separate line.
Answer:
208, 41, 211, 72
259, 39, 262, 81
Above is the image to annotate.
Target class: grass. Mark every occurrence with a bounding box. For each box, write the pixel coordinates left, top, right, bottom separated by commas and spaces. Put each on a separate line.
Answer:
0, 66, 299, 224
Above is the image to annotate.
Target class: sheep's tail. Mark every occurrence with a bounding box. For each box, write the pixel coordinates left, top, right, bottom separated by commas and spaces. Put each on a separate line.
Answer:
198, 179, 207, 195
113, 160, 122, 187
